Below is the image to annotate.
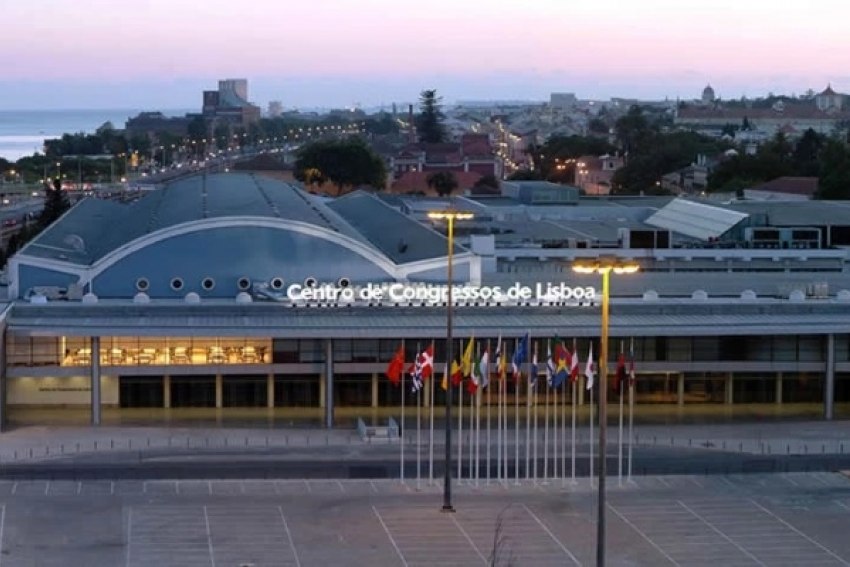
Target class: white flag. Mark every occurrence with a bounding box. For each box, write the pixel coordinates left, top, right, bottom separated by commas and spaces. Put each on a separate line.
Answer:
585, 342, 595, 390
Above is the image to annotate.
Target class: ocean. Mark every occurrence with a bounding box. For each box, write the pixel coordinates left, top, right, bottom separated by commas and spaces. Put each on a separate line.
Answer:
0, 109, 192, 161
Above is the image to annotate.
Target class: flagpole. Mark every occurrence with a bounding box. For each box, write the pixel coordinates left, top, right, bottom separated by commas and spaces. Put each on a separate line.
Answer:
544, 368, 549, 482
514, 338, 520, 485
589, 372, 594, 489
496, 343, 502, 482
457, 338, 463, 482
416, 343, 422, 491
618, 340, 625, 487
428, 341, 435, 486
525, 338, 532, 481
628, 336, 635, 483
533, 366, 539, 482
503, 344, 509, 484
468, 369, 474, 484
553, 383, 559, 481
398, 339, 405, 484
486, 339, 491, 485
475, 380, 481, 486
571, 378, 577, 485
400, 341, 405, 485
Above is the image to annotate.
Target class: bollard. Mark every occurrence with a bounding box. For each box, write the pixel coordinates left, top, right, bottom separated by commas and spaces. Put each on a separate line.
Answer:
689, 438, 692, 447
739, 442, 743, 452
787, 444, 790, 455
804, 444, 808, 454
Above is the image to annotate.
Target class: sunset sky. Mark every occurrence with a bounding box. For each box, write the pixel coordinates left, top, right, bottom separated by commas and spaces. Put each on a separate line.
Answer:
2, 0, 849, 109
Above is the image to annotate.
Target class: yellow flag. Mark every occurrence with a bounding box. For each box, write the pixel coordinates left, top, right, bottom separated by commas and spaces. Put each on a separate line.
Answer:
441, 362, 448, 391
461, 337, 475, 377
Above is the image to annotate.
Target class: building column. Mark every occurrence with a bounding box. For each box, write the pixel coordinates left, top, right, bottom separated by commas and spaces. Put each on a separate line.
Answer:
0, 328, 7, 432
215, 374, 223, 409
163, 375, 171, 409
825, 334, 835, 420
325, 339, 334, 429
267, 373, 274, 409
725, 373, 734, 405
677, 373, 685, 406
371, 373, 379, 409
775, 372, 783, 405
91, 336, 101, 426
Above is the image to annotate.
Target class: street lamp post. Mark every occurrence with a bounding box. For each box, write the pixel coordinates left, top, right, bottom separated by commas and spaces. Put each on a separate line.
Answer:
427, 208, 473, 513
573, 258, 639, 567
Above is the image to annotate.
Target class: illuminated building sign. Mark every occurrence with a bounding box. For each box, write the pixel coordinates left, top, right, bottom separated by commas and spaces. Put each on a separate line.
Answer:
282, 282, 596, 306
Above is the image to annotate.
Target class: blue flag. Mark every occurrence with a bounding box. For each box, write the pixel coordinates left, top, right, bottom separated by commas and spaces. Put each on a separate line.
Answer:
511, 333, 529, 380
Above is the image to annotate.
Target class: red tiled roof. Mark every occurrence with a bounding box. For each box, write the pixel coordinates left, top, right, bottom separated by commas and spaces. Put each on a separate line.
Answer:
752, 176, 818, 196
390, 171, 483, 194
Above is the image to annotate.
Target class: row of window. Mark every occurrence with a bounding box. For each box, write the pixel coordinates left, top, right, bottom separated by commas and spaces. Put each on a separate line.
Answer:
6, 335, 850, 368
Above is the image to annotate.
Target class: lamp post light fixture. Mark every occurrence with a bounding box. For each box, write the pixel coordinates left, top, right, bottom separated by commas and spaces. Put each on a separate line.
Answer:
427, 208, 474, 513
572, 258, 639, 567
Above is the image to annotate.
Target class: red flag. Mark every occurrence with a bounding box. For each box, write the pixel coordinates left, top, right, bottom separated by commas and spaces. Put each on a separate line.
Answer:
385, 344, 405, 385
419, 345, 434, 380
614, 352, 626, 393
451, 360, 463, 387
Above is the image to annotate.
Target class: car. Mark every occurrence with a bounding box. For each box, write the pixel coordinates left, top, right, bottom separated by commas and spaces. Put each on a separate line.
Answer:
3, 218, 17, 228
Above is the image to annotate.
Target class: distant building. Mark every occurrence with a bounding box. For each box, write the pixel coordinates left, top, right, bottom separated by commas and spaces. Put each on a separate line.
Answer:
550, 93, 577, 109
125, 112, 193, 139
574, 154, 624, 195
389, 133, 500, 182
701, 84, 716, 105
202, 78, 261, 127
267, 101, 283, 118
744, 177, 819, 201
675, 86, 850, 138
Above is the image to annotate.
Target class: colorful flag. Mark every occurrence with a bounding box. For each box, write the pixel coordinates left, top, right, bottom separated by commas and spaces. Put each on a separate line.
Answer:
495, 335, 507, 381
553, 342, 569, 387
411, 344, 434, 393
614, 351, 627, 393
451, 360, 463, 387
569, 343, 580, 383
585, 342, 595, 390
461, 337, 475, 377
478, 346, 490, 389
512, 333, 528, 381
385, 343, 404, 385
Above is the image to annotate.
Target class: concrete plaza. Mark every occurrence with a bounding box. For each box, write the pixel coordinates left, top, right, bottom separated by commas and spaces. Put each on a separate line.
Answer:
0, 473, 849, 565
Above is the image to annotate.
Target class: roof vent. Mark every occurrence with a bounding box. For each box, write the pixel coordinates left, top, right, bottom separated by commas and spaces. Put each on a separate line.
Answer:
185, 292, 201, 304
133, 292, 151, 304
63, 234, 86, 253
642, 290, 659, 301
789, 289, 805, 302
740, 290, 757, 301
691, 290, 708, 301
837, 290, 850, 302
398, 239, 408, 253
236, 292, 252, 303
82, 292, 98, 304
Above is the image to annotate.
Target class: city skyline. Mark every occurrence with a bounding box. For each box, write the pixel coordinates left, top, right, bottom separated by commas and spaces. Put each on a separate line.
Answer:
2, 0, 849, 109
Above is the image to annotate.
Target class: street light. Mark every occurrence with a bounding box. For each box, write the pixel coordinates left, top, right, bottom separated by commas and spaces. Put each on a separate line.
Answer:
572, 258, 639, 567
427, 208, 474, 513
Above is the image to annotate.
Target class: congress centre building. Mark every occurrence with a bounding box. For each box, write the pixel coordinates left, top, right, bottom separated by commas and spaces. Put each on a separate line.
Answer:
2, 173, 850, 428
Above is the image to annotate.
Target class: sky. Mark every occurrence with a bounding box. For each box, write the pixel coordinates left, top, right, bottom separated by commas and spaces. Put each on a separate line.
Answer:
2, 0, 849, 110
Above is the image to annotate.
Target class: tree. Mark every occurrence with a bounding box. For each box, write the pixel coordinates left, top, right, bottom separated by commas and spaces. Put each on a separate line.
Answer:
816, 139, 850, 199
426, 171, 458, 196
416, 89, 447, 144
294, 138, 386, 194
615, 106, 656, 155
588, 117, 609, 135
187, 116, 208, 142
38, 178, 71, 229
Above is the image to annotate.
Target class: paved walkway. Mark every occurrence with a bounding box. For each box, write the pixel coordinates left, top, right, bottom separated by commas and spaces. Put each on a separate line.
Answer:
1, 419, 850, 465
1, 473, 850, 565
